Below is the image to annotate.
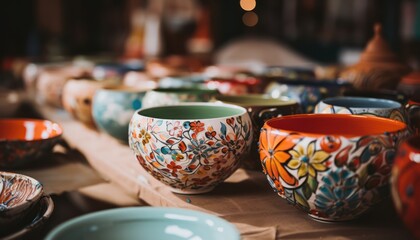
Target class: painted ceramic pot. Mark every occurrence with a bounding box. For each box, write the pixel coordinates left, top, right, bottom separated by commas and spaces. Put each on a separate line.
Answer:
259, 114, 409, 221
35, 65, 91, 108
92, 86, 148, 142
214, 94, 300, 170
0, 172, 44, 234
142, 87, 218, 109
0, 119, 63, 169
129, 103, 253, 194
314, 96, 408, 124
391, 136, 420, 239
339, 24, 411, 91
264, 78, 353, 113
92, 61, 144, 81
204, 75, 264, 95
62, 79, 114, 129
397, 72, 420, 100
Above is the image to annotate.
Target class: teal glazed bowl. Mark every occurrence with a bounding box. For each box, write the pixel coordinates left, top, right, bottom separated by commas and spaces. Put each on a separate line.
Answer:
92, 86, 149, 142
45, 207, 240, 240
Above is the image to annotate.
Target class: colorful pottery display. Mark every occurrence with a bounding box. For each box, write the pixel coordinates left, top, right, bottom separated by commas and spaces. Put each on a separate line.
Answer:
92, 86, 148, 142
45, 207, 240, 240
264, 78, 352, 113
62, 79, 114, 129
391, 136, 420, 239
339, 24, 411, 91
314, 96, 408, 123
129, 103, 252, 194
0, 119, 63, 169
0, 172, 44, 233
259, 114, 409, 221
141, 87, 218, 109
214, 94, 300, 170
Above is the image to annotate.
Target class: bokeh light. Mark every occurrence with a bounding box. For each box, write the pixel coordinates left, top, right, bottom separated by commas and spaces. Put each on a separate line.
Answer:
242, 11, 258, 27
240, 0, 256, 11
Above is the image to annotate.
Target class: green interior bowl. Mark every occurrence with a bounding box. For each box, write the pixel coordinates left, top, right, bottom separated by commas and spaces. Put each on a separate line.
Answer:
45, 207, 240, 240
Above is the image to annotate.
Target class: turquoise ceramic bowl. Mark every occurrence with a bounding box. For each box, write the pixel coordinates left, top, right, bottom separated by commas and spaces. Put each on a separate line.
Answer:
92, 87, 148, 142
45, 207, 240, 240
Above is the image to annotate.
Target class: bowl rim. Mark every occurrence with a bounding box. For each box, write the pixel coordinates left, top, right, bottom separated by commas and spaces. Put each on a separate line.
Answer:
0, 118, 63, 142
319, 96, 402, 109
0, 171, 44, 211
135, 102, 248, 121
264, 114, 407, 138
45, 206, 240, 240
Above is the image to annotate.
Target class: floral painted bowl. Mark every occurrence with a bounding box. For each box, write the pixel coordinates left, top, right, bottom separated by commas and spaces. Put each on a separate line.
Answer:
259, 114, 409, 221
141, 87, 218, 109
391, 135, 420, 239
92, 86, 149, 143
129, 103, 252, 194
45, 207, 240, 240
314, 96, 408, 124
0, 119, 63, 169
0, 172, 44, 233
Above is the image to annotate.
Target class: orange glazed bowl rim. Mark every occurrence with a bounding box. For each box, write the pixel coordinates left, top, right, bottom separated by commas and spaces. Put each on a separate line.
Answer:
0, 118, 63, 142
264, 114, 407, 138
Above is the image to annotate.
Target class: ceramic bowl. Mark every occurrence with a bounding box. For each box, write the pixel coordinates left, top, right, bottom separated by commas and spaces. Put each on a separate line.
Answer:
264, 78, 353, 113
214, 94, 300, 170
406, 100, 420, 135
259, 114, 409, 221
205, 76, 263, 95
141, 87, 219, 109
1, 195, 54, 240
391, 136, 420, 239
92, 86, 149, 142
36, 65, 91, 108
129, 103, 252, 194
0, 172, 44, 233
45, 207, 240, 240
343, 89, 407, 105
314, 96, 408, 124
62, 79, 114, 129
0, 119, 63, 169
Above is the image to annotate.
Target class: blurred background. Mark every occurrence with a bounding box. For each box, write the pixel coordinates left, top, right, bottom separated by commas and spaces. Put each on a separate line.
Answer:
1, 0, 420, 87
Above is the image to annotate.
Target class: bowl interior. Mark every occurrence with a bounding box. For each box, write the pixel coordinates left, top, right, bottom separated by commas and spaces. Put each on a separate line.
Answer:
138, 104, 245, 120
215, 94, 296, 107
266, 114, 406, 137
0, 172, 43, 209
46, 207, 240, 240
323, 97, 401, 108
0, 119, 62, 141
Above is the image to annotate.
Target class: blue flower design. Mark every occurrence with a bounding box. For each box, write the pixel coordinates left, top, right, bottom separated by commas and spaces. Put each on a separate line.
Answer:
315, 168, 361, 218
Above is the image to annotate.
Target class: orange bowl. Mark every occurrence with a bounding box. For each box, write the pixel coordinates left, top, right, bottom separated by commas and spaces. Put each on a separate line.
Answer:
259, 114, 409, 221
0, 119, 63, 169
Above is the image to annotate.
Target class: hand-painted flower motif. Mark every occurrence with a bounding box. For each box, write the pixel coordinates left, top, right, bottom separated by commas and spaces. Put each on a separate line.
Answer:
259, 130, 301, 187
138, 129, 151, 145
287, 140, 330, 179
166, 121, 183, 137
314, 168, 361, 219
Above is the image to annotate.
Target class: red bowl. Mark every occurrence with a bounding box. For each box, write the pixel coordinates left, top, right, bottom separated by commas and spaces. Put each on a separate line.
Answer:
0, 119, 63, 169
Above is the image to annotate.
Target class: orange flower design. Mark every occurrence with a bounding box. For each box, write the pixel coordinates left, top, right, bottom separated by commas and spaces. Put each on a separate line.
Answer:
190, 121, 205, 134
259, 128, 301, 186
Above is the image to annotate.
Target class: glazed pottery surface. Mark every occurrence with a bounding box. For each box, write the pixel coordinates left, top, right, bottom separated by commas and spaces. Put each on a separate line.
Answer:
339, 24, 411, 91
129, 103, 252, 194
142, 87, 218, 109
259, 114, 409, 221
391, 136, 420, 239
0, 172, 44, 233
397, 71, 420, 99
214, 94, 300, 170
1, 195, 54, 240
158, 74, 207, 88
406, 100, 420, 135
264, 78, 352, 113
343, 89, 407, 105
0, 119, 62, 168
45, 207, 240, 240
92, 87, 148, 142
205, 76, 262, 95
62, 79, 113, 128
314, 96, 408, 123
